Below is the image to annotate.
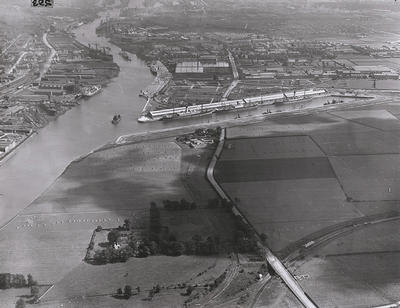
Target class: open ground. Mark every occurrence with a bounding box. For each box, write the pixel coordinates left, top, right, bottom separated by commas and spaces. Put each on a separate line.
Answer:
0, 137, 237, 307
215, 99, 400, 307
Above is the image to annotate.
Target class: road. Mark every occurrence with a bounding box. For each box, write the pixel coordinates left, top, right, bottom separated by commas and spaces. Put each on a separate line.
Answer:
222, 51, 239, 100
41, 32, 57, 77
222, 79, 239, 100
206, 128, 317, 308
228, 51, 239, 80
0, 32, 55, 97
1, 34, 21, 55
6, 51, 27, 74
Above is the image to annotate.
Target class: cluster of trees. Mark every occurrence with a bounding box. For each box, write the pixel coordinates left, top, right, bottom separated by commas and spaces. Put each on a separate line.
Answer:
149, 202, 161, 241
93, 229, 155, 263
115, 285, 140, 299
0, 273, 37, 290
146, 284, 160, 301
194, 128, 220, 138
115, 219, 131, 231
151, 202, 221, 256
15, 299, 26, 308
30, 285, 40, 303
163, 199, 197, 211
158, 234, 220, 256
233, 216, 258, 253
94, 245, 131, 264
207, 198, 234, 210
93, 200, 225, 264
208, 271, 227, 291
176, 128, 221, 145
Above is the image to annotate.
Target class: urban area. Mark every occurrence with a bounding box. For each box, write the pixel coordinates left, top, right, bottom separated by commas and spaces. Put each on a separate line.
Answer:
1, 0, 400, 308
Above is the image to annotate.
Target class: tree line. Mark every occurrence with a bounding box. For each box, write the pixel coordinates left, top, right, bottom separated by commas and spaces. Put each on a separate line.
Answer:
0, 273, 37, 290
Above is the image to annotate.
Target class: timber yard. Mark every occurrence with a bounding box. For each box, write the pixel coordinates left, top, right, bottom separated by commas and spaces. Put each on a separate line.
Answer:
2, 1, 400, 308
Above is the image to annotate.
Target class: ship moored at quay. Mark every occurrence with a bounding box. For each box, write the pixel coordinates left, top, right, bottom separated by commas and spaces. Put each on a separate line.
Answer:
138, 89, 327, 122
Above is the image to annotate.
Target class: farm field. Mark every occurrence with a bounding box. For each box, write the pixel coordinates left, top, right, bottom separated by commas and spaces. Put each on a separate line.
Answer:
42, 255, 231, 301
0, 288, 30, 308
311, 130, 400, 155
293, 219, 400, 307
215, 157, 335, 183
220, 179, 357, 251
329, 109, 400, 131
226, 111, 372, 139
0, 136, 234, 307
330, 154, 400, 201
218, 104, 400, 249
216, 101, 400, 306
24, 141, 189, 215
220, 136, 324, 161
0, 209, 147, 283
37, 291, 190, 308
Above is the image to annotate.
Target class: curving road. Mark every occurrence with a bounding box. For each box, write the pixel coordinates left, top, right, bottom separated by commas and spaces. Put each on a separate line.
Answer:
221, 51, 239, 100
41, 32, 57, 77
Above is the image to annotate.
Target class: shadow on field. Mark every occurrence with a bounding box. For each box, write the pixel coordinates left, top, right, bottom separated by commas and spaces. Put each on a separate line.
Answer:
30, 141, 197, 215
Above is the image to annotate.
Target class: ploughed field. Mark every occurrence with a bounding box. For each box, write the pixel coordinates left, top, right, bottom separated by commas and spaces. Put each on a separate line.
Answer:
215, 101, 400, 307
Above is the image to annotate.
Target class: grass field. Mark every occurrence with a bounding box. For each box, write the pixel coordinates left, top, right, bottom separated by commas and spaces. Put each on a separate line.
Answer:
43, 255, 230, 301
37, 291, 188, 308
0, 288, 30, 308
329, 109, 400, 131
24, 141, 189, 214
220, 136, 324, 161
311, 130, 400, 155
294, 220, 400, 307
216, 157, 335, 183
217, 102, 400, 305
218, 106, 400, 248
330, 154, 400, 201
226, 112, 371, 139
0, 140, 188, 285
0, 137, 233, 306
220, 179, 358, 251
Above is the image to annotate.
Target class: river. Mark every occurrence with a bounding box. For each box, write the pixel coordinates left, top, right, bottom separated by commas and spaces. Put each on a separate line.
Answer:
0, 8, 275, 228
0, 11, 160, 227
0, 9, 355, 228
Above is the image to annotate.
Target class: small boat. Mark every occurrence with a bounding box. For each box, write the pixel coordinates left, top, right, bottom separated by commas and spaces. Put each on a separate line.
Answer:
112, 114, 121, 124
119, 51, 131, 61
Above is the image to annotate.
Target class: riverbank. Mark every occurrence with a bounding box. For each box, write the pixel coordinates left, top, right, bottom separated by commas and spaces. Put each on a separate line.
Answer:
0, 130, 35, 165
0, 10, 156, 230
137, 61, 172, 121
0, 28, 120, 163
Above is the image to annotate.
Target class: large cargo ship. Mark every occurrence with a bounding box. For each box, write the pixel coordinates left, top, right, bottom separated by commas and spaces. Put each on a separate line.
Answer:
138, 89, 327, 123
85, 44, 113, 62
